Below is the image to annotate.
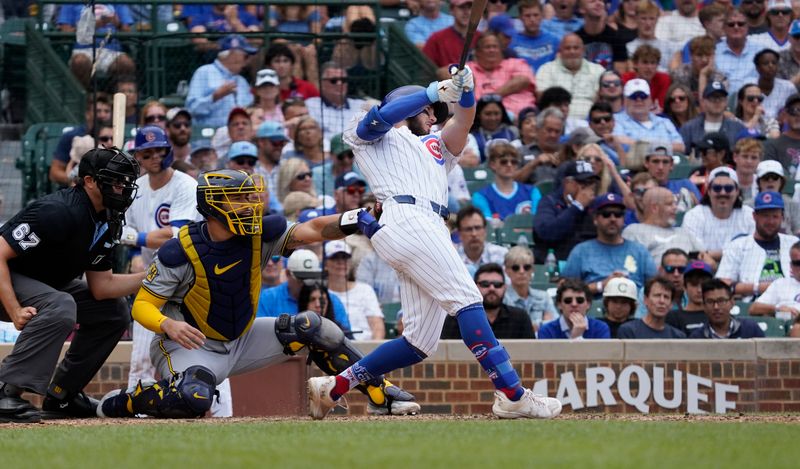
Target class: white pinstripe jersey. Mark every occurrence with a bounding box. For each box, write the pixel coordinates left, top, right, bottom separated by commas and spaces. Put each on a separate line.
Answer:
125, 170, 202, 265
343, 110, 459, 206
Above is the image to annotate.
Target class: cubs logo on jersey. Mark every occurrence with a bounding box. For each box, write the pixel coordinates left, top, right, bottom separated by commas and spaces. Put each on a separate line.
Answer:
155, 203, 171, 228
420, 134, 444, 166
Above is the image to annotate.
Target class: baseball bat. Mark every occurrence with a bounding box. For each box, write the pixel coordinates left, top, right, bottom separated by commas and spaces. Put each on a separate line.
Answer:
112, 92, 127, 149
456, 0, 488, 71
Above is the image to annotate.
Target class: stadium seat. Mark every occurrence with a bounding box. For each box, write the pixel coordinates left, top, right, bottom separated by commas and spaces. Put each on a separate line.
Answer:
535, 180, 554, 197
670, 163, 701, 180
732, 301, 751, 316
383, 302, 402, 339
497, 226, 532, 247
462, 167, 495, 183
588, 299, 605, 318
741, 315, 786, 337
467, 179, 492, 194
503, 213, 534, 231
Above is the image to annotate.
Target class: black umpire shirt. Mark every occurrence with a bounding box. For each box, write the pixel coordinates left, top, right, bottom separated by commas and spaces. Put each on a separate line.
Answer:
441, 304, 535, 339
0, 187, 116, 288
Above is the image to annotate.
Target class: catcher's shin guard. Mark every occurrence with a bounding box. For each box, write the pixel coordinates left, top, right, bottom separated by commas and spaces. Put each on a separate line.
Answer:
120, 366, 217, 418
275, 313, 417, 411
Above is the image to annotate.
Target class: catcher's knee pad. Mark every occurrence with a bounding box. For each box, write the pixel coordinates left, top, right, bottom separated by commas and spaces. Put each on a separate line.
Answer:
275, 312, 384, 386
130, 365, 217, 419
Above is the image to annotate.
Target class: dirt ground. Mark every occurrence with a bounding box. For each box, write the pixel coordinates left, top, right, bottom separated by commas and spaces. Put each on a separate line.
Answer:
4, 412, 798, 428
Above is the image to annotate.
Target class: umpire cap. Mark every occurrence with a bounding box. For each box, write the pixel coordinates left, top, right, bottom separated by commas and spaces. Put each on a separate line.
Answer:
382, 85, 449, 124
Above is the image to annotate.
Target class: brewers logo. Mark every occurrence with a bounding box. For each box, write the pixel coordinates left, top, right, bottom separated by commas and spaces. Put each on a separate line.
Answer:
420, 134, 444, 165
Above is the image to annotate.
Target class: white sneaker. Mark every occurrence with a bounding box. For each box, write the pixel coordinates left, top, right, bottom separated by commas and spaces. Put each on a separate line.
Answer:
307, 376, 338, 420
492, 389, 562, 419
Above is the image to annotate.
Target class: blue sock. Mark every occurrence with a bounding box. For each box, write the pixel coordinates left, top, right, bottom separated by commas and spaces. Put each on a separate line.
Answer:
456, 303, 524, 401
334, 337, 425, 398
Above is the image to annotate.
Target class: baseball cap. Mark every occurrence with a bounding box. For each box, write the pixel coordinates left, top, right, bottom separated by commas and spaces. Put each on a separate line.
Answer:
190, 139, 213, 156
696, 132, 730, 153
324, 240, 352, 258
603, 277, 638, 302
623, 79, 650, 98
591, 192, 626, 211
703, 80, 728, 98
228, 141, 257, 159
255, 68, 279, 87
756, 160, 785, 179
708, 166, 739, 186
645, 141, 673, 158
736, 127, 765, 141
683, 260, 713, 278
791, 19, 800, 36
567, 128, 601, 146
563, 160, 598, 182
287, 249, 323, 279
256, 121, 288, 141
488, 14, 516, 38
228, 107, 250, 123
218, 34, 257, 54
330, 133, 352, 157
297, 207, 336, 223
335, 171, 366, 189
786, 93, 800, 109
166, 107, 191, 123
754, 191, 785, 211
768, 0, 792, 11
517, 107, 537, 125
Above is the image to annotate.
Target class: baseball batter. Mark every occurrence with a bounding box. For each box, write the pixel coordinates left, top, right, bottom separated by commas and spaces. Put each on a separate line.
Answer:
98, 170, 419, 418
308, 67, 563, 419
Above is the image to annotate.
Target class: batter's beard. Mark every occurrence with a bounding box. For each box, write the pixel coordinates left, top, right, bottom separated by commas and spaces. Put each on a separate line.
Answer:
407, 115, 429, 136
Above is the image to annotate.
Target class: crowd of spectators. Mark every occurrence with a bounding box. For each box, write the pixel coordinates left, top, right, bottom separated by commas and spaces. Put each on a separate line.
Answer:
6, 0, 800, 342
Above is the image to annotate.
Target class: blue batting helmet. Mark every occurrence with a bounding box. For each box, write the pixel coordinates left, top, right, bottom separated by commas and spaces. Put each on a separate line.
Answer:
132, 125, 173, 170
382, 85, 450, 124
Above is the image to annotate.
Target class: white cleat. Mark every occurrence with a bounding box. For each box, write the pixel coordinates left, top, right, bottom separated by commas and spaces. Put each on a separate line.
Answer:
367, 399, 421, 416
492, 389, 562, 419
307, 376, 338, 420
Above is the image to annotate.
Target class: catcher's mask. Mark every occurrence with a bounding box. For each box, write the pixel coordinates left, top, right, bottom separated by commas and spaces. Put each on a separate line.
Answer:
196, 169, 264, 235
78, 147, 140, 212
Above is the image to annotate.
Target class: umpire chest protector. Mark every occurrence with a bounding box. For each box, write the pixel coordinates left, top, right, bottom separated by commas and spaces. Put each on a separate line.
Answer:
178, 223, 261, 340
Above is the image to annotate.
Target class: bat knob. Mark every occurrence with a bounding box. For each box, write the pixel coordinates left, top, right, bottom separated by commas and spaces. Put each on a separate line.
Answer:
448, 64, 460, 76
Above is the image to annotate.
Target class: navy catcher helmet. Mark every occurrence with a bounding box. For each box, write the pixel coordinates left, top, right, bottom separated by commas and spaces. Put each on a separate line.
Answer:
197, 169, 265, 235
132, 125, 173, 169
381, 85, 450, 124
78, 147, 140, 212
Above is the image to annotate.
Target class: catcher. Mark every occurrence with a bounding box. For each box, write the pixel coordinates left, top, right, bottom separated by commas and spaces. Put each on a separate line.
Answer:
97, 169, 419, 418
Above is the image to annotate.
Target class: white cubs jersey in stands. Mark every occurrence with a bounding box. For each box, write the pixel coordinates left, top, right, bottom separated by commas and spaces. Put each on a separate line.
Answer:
125, 170, 201, 265
343, 112, 482, 356
344, 111, 458, 207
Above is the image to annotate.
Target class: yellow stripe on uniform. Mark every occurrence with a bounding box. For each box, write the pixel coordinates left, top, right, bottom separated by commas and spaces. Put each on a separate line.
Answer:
158, 338, 178, 377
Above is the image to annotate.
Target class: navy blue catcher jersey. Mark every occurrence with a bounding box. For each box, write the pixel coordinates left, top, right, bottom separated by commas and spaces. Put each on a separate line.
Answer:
0, 186, 117, 287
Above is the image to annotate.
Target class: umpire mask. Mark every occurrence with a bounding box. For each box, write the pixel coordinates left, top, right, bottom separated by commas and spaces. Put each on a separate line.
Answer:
79, 147, 140, 212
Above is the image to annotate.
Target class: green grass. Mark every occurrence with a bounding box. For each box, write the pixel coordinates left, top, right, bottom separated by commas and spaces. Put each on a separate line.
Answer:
2, 419, 798, 468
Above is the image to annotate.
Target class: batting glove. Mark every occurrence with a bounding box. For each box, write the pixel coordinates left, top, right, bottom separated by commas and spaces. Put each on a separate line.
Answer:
449, 65, 474, 93
357, 208, 383, 239
120, 225, 144, 247
426, 79, 462, 104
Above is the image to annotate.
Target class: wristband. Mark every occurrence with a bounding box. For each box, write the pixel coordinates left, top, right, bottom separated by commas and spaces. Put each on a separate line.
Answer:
596, 281, 603, 294
459, 90, 475, 108
753, 282, 759, 297
137, 232, 147, 248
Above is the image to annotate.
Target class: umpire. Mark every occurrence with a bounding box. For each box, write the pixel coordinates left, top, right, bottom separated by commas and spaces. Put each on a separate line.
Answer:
0, 148, 144, 423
